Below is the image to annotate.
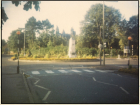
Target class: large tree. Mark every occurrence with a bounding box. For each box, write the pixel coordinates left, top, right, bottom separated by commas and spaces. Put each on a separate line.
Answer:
80, 3, 122, 48
2, 1, 40, 25
7, 30, 24, 52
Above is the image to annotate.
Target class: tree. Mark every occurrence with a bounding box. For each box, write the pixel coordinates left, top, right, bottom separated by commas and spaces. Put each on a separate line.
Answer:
2, 39, 8, 54
80, 3, 122, 48
7, 30, 24, 53
25, 16, 44, 48
2, 1, 40, 25
126, 15, 138, 55
2, 39, 6, 46
71, 28, 76, 38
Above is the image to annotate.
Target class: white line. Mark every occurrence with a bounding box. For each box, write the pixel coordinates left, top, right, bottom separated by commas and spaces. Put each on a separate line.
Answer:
45, 70, 54, 73
71, 70, 81, 72
42, 91, 51, 101
117, 74, 122, 77
35, 85, 49, 90
84, 70, 94, 72
97, 81, 118, 86
93, 77, 96, 81
58, 70, 68, 73
32, 71, 40, 74
95, 70, 107, 73
34, 79, 40, 85
120, 87, 129, 94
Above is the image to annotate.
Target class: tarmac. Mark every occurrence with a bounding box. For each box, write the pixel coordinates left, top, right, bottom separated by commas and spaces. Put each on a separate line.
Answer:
2, 58, 138, 103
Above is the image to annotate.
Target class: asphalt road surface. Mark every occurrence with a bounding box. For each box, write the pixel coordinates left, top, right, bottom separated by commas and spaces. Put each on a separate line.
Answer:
2, 55, 139, 104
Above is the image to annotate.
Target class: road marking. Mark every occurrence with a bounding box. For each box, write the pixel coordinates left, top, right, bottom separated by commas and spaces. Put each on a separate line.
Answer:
34, 79, 40, 85
117, 74, 122, 77
32, 71, 40, 74
92, 77, 96, 81
45, 70, 54, 73
120, 87, 129, 94
71, 70, 81, 72
58, 70, 68, 73
95, 70, 107, 73
35, 85, 49, 90
83, 70, 94, 72
97, 81, 118, 86
42, 91, 51, 101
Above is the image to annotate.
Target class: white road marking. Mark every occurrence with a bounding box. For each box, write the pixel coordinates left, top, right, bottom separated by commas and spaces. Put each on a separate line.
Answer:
58, 70, 68, 73
97, 81, 118, 86
95, 70, 107, 73
83, 70, 94, 72
93, 77, 96, 81
117, 74, 122, 77
120, 87, 129, 94
32, 71, 40, 74
71, 70, 81, 72
35, 85, 49, 90
42, 91, 51, 101
45, 70, 54, 73
34, 79, 40, 85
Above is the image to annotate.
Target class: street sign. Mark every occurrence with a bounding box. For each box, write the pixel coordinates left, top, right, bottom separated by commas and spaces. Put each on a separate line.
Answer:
104, 42, 106, 47
98, 44, 103, 49
124, 49, 130, 53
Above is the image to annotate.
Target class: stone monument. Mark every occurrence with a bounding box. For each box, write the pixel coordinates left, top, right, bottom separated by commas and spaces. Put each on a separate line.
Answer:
68, 37, 76, 58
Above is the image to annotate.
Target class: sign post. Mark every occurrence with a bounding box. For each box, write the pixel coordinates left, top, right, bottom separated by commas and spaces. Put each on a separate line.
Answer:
16, 31, 20, 74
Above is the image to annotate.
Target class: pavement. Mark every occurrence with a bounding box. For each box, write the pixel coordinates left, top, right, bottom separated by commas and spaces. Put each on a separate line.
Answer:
2, 57, 138, 103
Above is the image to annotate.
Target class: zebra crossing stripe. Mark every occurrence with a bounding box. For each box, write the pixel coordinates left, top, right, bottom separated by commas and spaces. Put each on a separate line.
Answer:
58, 70, 68, 73
83, 70, 94, 72
95, 70, 107, 72
71, 70, 81, 72
32, 71, 40, 74
45, 70, 54, 73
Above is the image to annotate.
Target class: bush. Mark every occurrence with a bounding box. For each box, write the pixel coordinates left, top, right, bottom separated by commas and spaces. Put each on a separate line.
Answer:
82, 54, 86, 58
44, 53, 50, 58
57, 54, 61, 58
33, 55, 38, 58
14, 54, 18, 59
11, 57, 16, 60
128, 65, 132, 69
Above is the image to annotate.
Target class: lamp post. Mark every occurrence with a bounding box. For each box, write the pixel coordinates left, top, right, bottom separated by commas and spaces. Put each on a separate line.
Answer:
103, 1, 105, 66
132, 45, 133, 59
128, 36, 132, 66
102, 1, 118, 66
16, 31, 20, 74
99, 26, 102, 65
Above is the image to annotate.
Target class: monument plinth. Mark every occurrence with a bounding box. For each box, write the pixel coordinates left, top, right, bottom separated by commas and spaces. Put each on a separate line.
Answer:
68, 37, 76, 58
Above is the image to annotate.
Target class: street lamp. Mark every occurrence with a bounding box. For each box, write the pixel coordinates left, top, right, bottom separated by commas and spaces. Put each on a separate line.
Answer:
128, 36, 132, 66
16, 31, 20, 74
102, 1, 118, 66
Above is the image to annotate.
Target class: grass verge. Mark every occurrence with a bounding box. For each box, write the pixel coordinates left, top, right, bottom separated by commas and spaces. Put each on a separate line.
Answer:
118, 67, 138, 75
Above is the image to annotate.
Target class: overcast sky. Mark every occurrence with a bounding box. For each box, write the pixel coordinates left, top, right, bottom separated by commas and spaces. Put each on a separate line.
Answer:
2, 1, 138, 41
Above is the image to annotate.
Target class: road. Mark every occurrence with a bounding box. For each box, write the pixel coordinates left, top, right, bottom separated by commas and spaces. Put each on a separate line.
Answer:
2, 54, 139, 103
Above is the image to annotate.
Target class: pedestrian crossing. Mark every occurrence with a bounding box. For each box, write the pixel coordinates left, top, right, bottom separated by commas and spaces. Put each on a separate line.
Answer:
25, 69, 115, 76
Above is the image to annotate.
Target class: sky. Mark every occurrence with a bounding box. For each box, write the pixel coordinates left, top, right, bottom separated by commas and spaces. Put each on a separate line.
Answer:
2, 1, 138, 41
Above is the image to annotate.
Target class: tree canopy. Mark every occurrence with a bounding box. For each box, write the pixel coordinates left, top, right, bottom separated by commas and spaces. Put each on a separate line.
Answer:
80, 3, 122, 48
2, 1, 40, 25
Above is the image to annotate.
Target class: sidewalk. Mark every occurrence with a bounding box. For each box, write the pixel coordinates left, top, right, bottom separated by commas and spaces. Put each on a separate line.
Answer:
2, 66, 33, 103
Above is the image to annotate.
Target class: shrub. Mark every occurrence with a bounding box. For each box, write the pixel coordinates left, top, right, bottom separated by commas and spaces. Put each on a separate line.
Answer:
33, 55, 38, 58
11, 57, 16, 60
14, 54, 18, 59
57, 54, 61, 58
44, 54, 50, 58
128, 65, 132, 69
82, 54, 86, 58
